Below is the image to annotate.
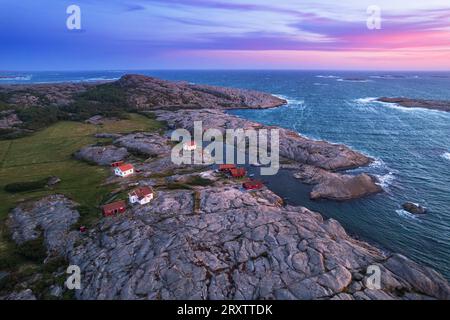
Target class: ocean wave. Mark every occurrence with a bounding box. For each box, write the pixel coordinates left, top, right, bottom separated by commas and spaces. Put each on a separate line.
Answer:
441, 152, 450, 161
353, 97, 409, 110
316, 75, 339, 79
36, 77, 120, 84
375, 171, 395, 190
395, 209, 420, 220
337, 78, 372, 83
369, 75, 420, 80
313, 82, 328, 86
354, 97, 377, 104
274, 94, 304, 106
79, 77, 120, 82
0, 75, 32, 81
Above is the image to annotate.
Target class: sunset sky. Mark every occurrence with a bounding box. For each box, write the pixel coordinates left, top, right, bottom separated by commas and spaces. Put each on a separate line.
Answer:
1, 0, 449, 70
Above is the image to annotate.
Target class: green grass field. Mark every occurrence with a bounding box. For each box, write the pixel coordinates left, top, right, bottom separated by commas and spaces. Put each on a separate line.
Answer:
0, 113, 165, 218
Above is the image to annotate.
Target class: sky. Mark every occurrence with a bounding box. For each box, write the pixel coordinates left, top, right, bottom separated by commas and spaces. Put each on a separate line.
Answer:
0, 0, 449, 70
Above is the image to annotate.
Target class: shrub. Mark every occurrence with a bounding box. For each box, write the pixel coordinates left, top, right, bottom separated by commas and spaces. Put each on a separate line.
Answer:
16, 106, 61, 130
4, 178, 49, 193
166, 183, 192, 190
15, 237, 47, 262
187, 176, 214, 186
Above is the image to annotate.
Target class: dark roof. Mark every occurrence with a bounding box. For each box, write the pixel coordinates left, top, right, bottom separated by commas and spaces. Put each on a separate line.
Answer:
102, 200, 126, 212
129, 186, 153, 200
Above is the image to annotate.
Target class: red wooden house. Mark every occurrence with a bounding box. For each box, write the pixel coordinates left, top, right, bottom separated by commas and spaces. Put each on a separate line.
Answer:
230, 167, 246, 178
243, 179, 264, 190
102, 200, 127, 217
219, 164, 236, 172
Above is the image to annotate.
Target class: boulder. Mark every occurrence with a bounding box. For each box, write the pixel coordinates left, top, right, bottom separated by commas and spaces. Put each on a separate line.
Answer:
294, 164, 382, 201
74, 145, 129, 166
402, 202, 427, 215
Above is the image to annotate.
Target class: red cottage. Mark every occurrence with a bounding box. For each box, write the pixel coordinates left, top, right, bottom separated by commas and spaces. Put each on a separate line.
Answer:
230, 167, 246, 178
219, 164, 236, 172
102, 200, 127, 217
243, 179, 264, 190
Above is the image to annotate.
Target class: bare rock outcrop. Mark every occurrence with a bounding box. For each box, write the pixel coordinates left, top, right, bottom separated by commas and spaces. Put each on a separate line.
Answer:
64, 186, 449, 300
7, 195, 80, 257
0, 111, 22, 129
293, 164, 382, 201
117, 74, 286, 110
74, 145, 129, 166
154, 109, 371, 171
378, 97, 450, 112
114, 132, 172, 157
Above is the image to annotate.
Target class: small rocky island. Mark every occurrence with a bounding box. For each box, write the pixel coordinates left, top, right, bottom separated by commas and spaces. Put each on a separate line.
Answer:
378, 97, 450, 112
1, 75, 449, 300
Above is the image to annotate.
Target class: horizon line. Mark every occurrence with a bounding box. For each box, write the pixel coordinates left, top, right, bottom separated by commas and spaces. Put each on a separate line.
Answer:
2, 68, 450, 73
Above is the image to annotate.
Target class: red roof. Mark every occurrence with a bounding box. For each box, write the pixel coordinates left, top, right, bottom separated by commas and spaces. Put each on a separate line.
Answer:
219, 164, 236, 171
230, 167, 246, 177
130, 186, 153, 200
118, 164, 134, 172
102, 200, 126, 212
243, 179, 264, 189
111, 161, 124, 167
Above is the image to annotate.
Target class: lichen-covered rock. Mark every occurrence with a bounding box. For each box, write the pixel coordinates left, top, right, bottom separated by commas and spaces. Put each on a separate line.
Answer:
7, 195, 80, 257
293, 164, 382, 201
74, 145, 129, 166
64, 187, 449, 300
0, 111, 22, 129
154, 109, 371, 171
116, 74, 286, 110
3, 289, 37, 300
114, 132, 171, 157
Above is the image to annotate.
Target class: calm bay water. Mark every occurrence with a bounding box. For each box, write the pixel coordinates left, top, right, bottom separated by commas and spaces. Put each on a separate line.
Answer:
2, 70, 450, 279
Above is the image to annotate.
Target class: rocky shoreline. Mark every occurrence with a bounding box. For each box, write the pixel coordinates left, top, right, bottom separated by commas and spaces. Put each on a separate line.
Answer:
1, 75, 450, 300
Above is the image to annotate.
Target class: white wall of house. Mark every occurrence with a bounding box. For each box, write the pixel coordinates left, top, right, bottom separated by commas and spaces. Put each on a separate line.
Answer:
129, 193, 153, 205
139, 194, 153, 205
115, 168, 134, 177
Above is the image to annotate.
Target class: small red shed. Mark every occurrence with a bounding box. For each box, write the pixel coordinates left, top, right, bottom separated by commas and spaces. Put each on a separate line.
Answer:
102, 200, 127, 217
243, 179, 264, 190
111, 161, 124, 168
230, 167, 246, 178
219, 164, 236, 172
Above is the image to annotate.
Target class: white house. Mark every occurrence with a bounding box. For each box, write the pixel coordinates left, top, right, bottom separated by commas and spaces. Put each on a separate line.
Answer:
183, 141, 197, 151
114, 164, 134, 177
128, 186, 154, 205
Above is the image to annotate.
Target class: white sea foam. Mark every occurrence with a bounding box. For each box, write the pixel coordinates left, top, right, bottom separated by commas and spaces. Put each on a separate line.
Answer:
316, 75, 339, 79
313, 82, 328, 86
36, 77, 120, 84
375, 172, 395, 189
0, 75, 32, 81
354, 97, 378, 104
441, 152, 450, 161
81, 77, 120, 82
395, 209, 419, 220
337, 78, 372, 83
369, 157, 387, 170
274, 94, 304, 106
